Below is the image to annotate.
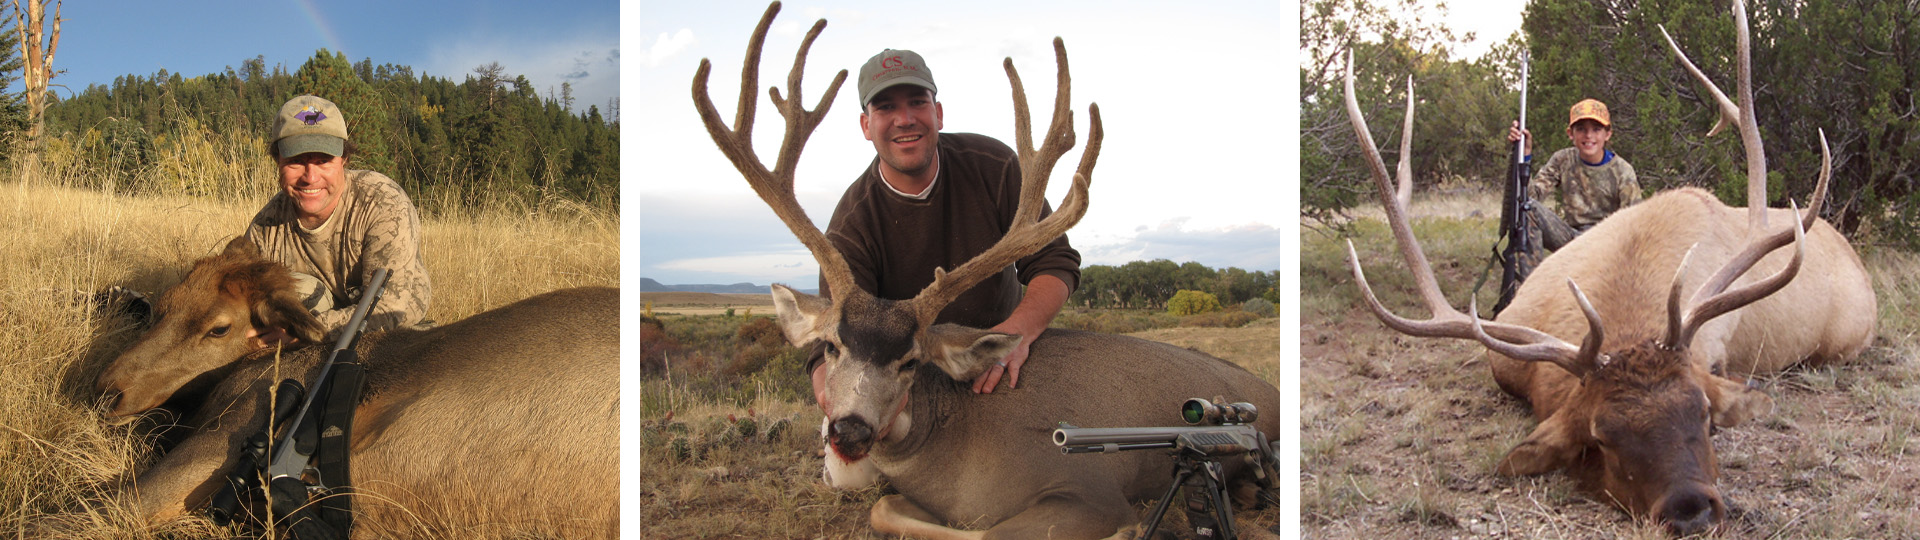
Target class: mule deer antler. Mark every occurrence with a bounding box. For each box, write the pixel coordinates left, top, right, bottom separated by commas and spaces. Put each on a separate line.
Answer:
905, 38, 1102, 327
691, 2, 857, 306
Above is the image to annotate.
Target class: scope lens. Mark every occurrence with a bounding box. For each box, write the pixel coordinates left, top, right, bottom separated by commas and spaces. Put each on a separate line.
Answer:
1182, 400, 1206, 424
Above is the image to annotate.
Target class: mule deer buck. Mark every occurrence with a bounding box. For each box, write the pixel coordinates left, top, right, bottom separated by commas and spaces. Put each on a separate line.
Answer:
93, 237, 617, 538
1340, 0, 1873, 535
692, 3, 1278, 538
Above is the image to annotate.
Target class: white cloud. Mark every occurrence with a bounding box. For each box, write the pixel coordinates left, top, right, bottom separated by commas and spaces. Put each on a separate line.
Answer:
645, 29, 697, 68
653, 251, 819, 284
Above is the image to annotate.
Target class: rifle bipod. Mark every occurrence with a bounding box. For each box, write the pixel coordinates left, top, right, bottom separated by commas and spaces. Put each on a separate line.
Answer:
1137, 458, 1239, 540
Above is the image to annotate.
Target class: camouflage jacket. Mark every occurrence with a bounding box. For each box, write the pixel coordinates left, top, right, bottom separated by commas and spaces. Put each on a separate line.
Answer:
246, 169, 431, 336
1529, 147, 1642, 229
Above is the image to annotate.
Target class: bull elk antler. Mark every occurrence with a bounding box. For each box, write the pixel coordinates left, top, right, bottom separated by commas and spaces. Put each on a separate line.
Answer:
1340, 51, 1810, 377
693, 1, 1102, 330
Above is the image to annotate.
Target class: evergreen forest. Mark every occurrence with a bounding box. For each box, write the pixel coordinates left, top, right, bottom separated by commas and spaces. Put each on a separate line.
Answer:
17, 47, 617, 215
1304, 0, 1920, 248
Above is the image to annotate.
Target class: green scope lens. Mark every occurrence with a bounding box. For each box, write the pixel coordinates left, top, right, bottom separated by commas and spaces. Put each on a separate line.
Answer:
1182, 399, 1208, 425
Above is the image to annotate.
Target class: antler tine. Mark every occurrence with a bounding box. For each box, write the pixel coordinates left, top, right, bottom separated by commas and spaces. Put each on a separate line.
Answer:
1340, 55, 1587, 354
1663, 0, 1768, 231
1672, 200, 1808, 349
693, 1, 858, 299
1468, 293, 1592, 378
907, 37, 1100, 325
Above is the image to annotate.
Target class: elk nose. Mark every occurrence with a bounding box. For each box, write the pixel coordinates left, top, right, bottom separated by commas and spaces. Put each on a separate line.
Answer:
1658, 488, 1718, 536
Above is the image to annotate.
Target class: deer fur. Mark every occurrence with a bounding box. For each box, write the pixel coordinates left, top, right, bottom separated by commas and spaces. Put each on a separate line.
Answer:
95, 237, 617, 538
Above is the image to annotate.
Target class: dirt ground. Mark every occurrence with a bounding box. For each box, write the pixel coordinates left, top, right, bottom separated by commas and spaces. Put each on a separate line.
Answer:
1301, 198, 1920, 539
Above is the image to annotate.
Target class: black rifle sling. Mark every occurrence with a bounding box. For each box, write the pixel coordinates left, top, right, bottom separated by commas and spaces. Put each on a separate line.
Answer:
314, 359, 365, 532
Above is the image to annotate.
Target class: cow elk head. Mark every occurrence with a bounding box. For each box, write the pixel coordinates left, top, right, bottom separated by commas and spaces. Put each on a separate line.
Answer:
692, 2, 1100, 463
97, 236, 323, 419
1340, 0, 1830, 531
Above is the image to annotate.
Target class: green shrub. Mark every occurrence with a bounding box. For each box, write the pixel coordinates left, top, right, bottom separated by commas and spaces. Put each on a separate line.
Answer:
1167, 290, 1223, 316
1179, 310, 1260, 328
1243, 298, 1276, 317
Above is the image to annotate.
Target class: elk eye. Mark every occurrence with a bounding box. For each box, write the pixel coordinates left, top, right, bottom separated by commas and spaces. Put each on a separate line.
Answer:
899, 359, 919, 373
825, 343, 839, 357
207, 325, 231, 338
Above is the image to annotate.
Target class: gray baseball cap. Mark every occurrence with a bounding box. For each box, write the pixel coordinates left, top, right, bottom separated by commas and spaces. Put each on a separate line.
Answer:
272, 95, 349, 158
858, 49, 937, 106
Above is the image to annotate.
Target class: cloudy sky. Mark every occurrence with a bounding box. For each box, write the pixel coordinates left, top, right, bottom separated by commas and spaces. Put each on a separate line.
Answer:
637, 1, 1284, 286
51, 0, 619, 116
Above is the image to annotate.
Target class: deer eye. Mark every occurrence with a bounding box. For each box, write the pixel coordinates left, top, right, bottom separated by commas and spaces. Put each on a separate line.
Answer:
899, 359, 919, 373
824, 343, 839, 357
207, 325, 231, 338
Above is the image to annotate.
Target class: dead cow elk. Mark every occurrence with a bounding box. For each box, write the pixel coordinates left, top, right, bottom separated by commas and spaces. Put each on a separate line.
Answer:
1339, 1, 1872, 535
692, 3, 1279, 538
95, 237, 617, 538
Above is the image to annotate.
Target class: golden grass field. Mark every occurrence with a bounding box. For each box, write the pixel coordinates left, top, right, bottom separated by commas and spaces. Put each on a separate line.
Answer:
0, 179, 617, 538
1303, 192, 1920, 539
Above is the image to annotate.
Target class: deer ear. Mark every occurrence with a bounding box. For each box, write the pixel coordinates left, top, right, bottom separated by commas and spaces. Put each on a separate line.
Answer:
770, 284, 832, 347
1497, 409, 1587, 476
255, 289, 324, 343
1704, 372, 1774, 428
922, 324, 1021, 381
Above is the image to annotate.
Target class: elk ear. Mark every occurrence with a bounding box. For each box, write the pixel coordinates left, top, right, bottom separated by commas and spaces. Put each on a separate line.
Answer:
922, 323, 1021, 381
1496, 409, 1587, 476
256, 289, 324, 343
1704, 372, 1773, 428
222, 235, 262, 259
770, 284, 832, 347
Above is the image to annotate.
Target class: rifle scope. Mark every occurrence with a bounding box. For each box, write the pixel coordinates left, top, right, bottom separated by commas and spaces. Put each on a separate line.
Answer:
1182, 398, 1256, 426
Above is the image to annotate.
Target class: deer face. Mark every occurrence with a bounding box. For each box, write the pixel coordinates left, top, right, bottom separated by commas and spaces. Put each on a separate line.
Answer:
773, 285, 1018, 462
1497, 341, 1772, 535
97, 237, 323, 419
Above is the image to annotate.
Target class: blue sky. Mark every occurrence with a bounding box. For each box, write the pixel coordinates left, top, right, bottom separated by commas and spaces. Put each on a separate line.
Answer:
45, 0, 619, 115
637, 1, 1284, 286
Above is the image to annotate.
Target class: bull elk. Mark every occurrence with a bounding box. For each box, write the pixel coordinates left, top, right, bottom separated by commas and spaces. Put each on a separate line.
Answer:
1340, 0, 1874, 535
692, 3, 1279, 538
93, 237, 617, 538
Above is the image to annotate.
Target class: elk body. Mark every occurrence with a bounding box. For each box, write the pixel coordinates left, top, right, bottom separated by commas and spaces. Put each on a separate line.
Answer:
1341, 1, 1873, 535
694, 4, 1278, 538
95, 237, 617, 538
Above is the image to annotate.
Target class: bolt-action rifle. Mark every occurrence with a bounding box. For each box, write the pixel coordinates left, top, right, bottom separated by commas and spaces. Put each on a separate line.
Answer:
1495, 51, 1533, 315
1055, 398, 1277, 540
206, 268, 389, 540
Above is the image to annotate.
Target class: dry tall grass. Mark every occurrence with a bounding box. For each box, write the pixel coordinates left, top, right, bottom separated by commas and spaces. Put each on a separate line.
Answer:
0, 179, 617, 538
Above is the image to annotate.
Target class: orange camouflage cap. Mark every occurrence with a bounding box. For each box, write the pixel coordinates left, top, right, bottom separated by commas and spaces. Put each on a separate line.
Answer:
1568, 98, 1611, 128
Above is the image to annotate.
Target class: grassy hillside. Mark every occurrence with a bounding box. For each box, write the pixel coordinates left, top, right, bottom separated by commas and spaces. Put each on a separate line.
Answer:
0, 180, 616, 537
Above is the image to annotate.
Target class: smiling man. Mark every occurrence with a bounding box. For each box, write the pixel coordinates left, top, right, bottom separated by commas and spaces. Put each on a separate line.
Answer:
815, 49, 1081, 395
1508, 98, 1643, 254
245, 95, 430, 339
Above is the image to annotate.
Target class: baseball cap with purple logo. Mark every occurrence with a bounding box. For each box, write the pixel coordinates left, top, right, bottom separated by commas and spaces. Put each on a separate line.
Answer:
272, 95, 350, 158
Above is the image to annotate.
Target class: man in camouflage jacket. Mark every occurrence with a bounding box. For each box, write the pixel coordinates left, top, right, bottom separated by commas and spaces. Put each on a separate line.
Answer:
245, 95, 431, 339
1508, 98, 1643, 254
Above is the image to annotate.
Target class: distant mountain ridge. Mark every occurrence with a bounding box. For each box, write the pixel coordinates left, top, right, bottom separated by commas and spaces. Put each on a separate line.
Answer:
640, 278, 815, 295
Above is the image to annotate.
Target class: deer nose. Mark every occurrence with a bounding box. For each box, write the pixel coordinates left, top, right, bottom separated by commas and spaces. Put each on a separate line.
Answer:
1657, 487, 1719, 536
829, 417, 874, 453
